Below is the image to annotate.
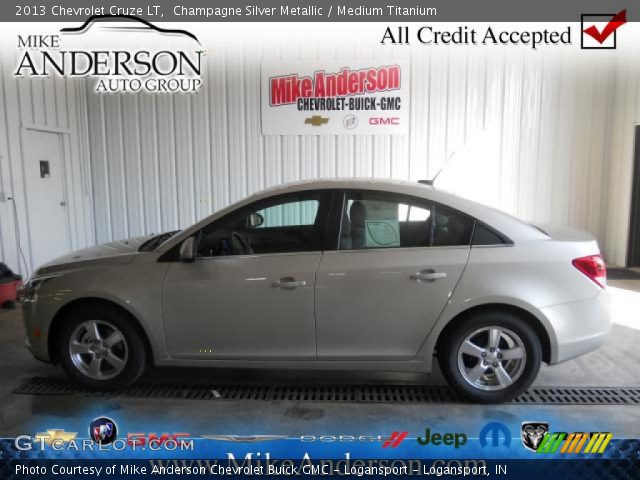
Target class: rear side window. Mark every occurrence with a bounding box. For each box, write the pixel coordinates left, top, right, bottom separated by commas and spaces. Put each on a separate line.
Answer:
472, 223, 509, 246
338, 191, 432, 250
336, 191, 476, 250
432, 205, 474, 247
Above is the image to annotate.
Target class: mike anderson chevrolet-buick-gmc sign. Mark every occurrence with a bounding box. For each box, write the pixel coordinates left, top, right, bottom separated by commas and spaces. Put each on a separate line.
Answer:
261, 61, 409, 135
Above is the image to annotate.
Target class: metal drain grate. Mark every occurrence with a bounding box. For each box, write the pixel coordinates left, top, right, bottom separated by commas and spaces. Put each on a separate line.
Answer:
514, 387, 640, 405
13, 377, 640, 405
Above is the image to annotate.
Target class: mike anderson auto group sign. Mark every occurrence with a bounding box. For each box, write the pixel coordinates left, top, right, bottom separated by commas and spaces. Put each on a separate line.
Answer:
261, 60, 410, 135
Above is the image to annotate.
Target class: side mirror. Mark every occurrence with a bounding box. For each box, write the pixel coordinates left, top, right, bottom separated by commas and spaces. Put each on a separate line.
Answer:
179, 237, 196, 262
247, 212, 264, 228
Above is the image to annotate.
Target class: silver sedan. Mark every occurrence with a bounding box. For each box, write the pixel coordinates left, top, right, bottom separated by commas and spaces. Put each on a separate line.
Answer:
21, 179, 611, 403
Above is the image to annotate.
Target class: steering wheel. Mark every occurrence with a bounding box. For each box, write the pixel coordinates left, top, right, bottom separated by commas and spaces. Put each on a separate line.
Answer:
231, 232, 253, 255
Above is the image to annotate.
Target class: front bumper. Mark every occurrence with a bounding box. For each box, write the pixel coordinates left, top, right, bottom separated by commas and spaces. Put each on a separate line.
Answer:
22, 300, 53, 363
541, 289, 611, 364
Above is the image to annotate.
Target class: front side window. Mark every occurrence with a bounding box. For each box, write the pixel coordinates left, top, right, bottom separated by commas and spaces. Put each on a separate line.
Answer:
254, 200, 319, 228
339, 191, 433, 250
197, 192, 327, 257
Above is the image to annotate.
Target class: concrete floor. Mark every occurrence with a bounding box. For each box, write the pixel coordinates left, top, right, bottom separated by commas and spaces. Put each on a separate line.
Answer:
1, 280, 639, 438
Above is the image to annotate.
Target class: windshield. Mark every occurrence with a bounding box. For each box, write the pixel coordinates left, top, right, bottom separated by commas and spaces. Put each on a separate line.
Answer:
138, 230, 180, 252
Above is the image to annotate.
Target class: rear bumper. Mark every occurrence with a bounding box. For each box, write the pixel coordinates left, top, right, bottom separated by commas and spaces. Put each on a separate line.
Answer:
542, 289, 611, 364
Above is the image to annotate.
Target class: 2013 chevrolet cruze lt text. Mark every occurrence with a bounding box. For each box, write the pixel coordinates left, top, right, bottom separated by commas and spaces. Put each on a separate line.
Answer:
21, 179, 611, 403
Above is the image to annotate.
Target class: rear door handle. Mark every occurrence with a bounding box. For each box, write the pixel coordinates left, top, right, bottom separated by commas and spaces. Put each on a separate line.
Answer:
272, 277, 306, 289
410, 270, 447, 282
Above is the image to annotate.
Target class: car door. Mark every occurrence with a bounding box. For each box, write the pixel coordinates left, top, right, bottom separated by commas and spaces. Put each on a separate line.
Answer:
315, 190, 473, 360
161, 190, 331, 359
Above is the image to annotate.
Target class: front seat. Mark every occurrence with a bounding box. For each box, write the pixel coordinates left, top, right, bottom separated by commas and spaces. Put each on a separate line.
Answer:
350, 201, 367, 249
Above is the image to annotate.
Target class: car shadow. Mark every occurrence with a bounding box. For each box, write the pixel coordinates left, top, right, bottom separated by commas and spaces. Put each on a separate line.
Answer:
139, 366, 442, 387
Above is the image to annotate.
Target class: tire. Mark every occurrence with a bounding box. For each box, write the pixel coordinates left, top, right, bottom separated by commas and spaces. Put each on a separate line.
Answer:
56, 305, 146, 390
438, 310, 542, 403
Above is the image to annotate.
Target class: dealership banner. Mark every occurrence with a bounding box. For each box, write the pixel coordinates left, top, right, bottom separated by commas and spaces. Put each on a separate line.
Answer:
4, 0, 640, 22
261, 61, 410, 135
2, 459, 639, 479
1, 411, 638, 479
1, 437, 639, 479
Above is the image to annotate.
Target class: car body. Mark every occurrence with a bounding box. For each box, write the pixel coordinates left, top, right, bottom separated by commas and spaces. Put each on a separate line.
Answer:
22, 179, 611, 402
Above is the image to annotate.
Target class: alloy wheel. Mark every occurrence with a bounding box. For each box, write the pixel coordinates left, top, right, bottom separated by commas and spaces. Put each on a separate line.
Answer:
456, 326, 527, 391
68, 320, 129, 380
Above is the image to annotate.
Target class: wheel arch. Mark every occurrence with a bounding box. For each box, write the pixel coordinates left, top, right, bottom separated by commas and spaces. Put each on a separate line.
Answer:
47, 297, 155, 366
434, 303, 552, 364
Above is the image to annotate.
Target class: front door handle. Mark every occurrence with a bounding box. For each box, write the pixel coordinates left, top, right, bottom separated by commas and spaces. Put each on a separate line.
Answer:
272, 277, 306, 290
410, 270, 447, 282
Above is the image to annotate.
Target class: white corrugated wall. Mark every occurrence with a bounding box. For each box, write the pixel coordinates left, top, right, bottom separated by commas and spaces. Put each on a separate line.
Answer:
1, 23, 639, 273
0, 48, 94, 277
81, 25, 636, 266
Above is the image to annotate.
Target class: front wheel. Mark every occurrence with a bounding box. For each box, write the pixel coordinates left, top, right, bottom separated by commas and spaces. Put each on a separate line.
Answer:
438, 311, 542, 403
56, 305, 146, 390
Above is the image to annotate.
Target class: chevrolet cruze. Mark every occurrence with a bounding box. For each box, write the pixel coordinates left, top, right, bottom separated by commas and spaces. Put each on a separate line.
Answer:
22, 179, 611, 403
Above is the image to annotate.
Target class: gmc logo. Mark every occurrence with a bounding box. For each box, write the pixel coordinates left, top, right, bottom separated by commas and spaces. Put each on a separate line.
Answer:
127, 432, 190, 447
369, 117, 400, 125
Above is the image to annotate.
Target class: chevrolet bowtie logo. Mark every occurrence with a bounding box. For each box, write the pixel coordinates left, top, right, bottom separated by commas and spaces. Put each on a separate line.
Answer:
34, 429, 77, 444
304, 116, 329, 127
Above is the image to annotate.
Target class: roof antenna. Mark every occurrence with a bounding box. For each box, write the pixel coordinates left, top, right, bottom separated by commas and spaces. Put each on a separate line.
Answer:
418, 151, 456, 186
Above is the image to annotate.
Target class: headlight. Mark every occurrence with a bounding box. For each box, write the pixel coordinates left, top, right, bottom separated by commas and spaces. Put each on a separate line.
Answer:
24, 274, 61, 302
15, 281, 25, 303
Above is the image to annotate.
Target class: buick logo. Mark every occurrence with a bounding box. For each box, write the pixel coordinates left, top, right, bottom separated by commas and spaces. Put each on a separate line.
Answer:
89, 417, 118, 445
343, 114, 358, 130
521, 422, 549, 452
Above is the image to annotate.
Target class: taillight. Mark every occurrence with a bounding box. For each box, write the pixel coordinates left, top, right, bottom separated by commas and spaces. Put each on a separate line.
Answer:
572, 254, 606, 288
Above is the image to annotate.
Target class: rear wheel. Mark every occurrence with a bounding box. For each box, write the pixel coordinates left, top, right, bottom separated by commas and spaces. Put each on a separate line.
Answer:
56, 305, 146, 390
438, 310, 542, 403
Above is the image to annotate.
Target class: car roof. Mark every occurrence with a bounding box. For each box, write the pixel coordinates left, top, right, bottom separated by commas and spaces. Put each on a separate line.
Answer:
164, 178, 546, 250
254, 177, 425, 193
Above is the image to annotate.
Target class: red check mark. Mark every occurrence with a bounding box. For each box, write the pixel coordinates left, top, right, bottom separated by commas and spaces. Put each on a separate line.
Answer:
583, 9, 627, 44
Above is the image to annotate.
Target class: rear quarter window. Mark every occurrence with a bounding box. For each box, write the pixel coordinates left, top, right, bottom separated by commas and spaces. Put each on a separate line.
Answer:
472, 223, 511, 246
432, 205, 475, 247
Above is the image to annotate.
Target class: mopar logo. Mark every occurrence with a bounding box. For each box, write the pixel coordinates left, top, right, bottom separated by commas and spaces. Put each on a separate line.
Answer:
479, 422, 511, 448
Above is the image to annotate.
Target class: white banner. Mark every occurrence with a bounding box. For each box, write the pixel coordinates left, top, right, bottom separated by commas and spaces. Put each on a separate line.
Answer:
261, 60, 410, 135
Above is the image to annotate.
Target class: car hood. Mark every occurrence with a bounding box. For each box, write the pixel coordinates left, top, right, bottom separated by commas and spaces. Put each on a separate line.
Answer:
34, 235, 153, 276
